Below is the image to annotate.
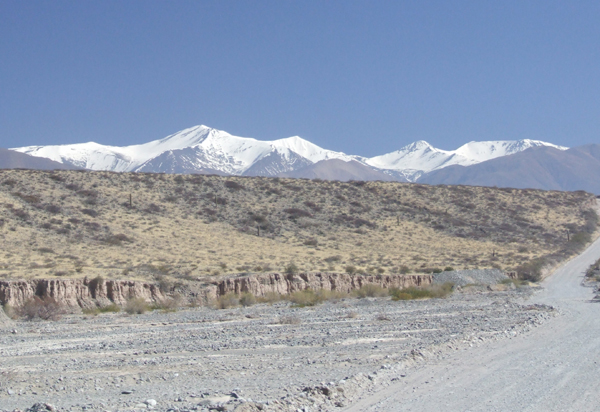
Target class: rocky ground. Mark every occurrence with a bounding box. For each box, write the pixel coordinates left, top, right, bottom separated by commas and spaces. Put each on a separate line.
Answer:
0, 283, 555, 412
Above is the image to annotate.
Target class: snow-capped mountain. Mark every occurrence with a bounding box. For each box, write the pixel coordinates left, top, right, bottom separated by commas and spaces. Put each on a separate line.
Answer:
362, 139, 568, 181
11, 125, 567, 181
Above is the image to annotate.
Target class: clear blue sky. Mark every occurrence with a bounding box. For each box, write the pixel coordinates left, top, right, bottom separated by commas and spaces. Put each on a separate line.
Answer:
1, 1, 599, 156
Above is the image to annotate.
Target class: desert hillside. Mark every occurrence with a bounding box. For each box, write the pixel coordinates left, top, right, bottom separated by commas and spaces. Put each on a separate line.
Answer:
0, 170, 596, 283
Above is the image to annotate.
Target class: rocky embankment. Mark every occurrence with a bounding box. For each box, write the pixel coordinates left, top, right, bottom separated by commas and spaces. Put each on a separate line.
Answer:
0, 273, 432, 309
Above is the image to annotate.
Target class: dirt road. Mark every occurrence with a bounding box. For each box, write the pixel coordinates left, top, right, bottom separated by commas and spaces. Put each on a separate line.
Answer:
345, 235, 600, 412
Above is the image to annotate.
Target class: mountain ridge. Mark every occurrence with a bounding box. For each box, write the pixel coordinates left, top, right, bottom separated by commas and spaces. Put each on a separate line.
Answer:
11, 125, 565, 182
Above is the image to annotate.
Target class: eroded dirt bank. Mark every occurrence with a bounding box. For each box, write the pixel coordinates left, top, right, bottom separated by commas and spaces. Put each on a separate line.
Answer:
0, 272, 432, 308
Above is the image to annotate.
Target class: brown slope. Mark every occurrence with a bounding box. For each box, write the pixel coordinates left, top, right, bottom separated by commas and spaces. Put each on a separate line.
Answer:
279, 159, 396, 181
419, 145, 600, 194
0, 148, 79, 170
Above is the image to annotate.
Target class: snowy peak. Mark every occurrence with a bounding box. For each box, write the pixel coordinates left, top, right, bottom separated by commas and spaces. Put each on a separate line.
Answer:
10, 126, 568, 182
366, 138, 567, 178
453, 139, 568, 163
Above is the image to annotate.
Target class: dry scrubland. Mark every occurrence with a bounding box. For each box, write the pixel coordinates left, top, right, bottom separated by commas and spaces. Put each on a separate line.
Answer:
0, 169, 596, 284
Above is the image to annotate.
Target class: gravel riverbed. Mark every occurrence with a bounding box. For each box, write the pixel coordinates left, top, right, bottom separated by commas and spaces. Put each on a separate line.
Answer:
0, 286, 554, 412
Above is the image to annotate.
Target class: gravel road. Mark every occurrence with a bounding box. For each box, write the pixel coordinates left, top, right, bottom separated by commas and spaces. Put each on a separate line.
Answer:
345, 234, 600, 412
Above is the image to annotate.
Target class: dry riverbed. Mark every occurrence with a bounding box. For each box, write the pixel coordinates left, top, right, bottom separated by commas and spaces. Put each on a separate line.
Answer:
0, 286, 554, 412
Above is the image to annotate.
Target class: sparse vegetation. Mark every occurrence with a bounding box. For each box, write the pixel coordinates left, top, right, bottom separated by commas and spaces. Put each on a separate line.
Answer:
239, 292, 257, 307
353, 284, 388, 298
214, 293, 239, 309
19, 296, 64, 320
82, 303, 121, 316
390, 283, 454, 301
125, 297, 149, 314
0, 169, 595, 283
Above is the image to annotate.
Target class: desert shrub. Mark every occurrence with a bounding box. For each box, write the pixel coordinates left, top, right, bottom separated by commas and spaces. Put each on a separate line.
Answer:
239, 292, 257, 307
567, 232, 592, 251
144, 203, 162, 214
225, 180, 244, 190
88, 275, 105, 292
12, 209, 29, 220
151, 297, 180, 312
288, 290, 324, 307
199, 207, 217, 216
353, 284, 388, 298
12, 192, 41, 204
303, 238, 318, 246
125, 298, 149, 314
284, 208, 312, 219
45, 204, 61, 214
333, 215, 376, 229
48, 173, 65, 182
83, 303, 121, 316
303, 201, 322, 212
104, 233, 133, 246
586, 257, 600, 280
77, 189, 99, 198
258, 292, 282, 304
81, 208, 98, 217
214, 293, 239, 309
36, 247, 55, 254
398, 265, 411, 274
444, 267, 455, 272
99, 303, 120, 313
583, 209, 599, 233
516, 258, 546, 282
285, 262, 299, 275
19, 296, 64, 321
344, 265, 357, 275
2, 304, 17, 319
390, 282, 454, 301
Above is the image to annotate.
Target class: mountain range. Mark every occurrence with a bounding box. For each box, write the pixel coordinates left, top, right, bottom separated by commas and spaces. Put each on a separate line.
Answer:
7, 125, 599, 193
10, 124, 565, 176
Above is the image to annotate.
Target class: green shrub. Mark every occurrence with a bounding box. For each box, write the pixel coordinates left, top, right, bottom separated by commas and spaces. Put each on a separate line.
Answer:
516, 258, 546, 282
353, 284, 388, 298
239, 292, 257, 307
258, 292, 282, 304
345, 265, 357, 275
151, 297, 180, 312
390, 282, 454, 301
287, 289, 346, 306
444, 266, 455, 272
83, 303, 121, 316
288, 290, 324, 307
399, 265, 411, 274
284, 262, 299, 275
125, 298, 149, 314
215, 293, 239, 309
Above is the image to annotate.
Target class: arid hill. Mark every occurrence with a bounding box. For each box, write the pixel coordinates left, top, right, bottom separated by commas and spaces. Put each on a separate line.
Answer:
0, 170, 596, 284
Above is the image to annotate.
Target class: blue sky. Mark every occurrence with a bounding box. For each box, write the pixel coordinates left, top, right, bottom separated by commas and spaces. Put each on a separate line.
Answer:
1, 1, 599, 156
